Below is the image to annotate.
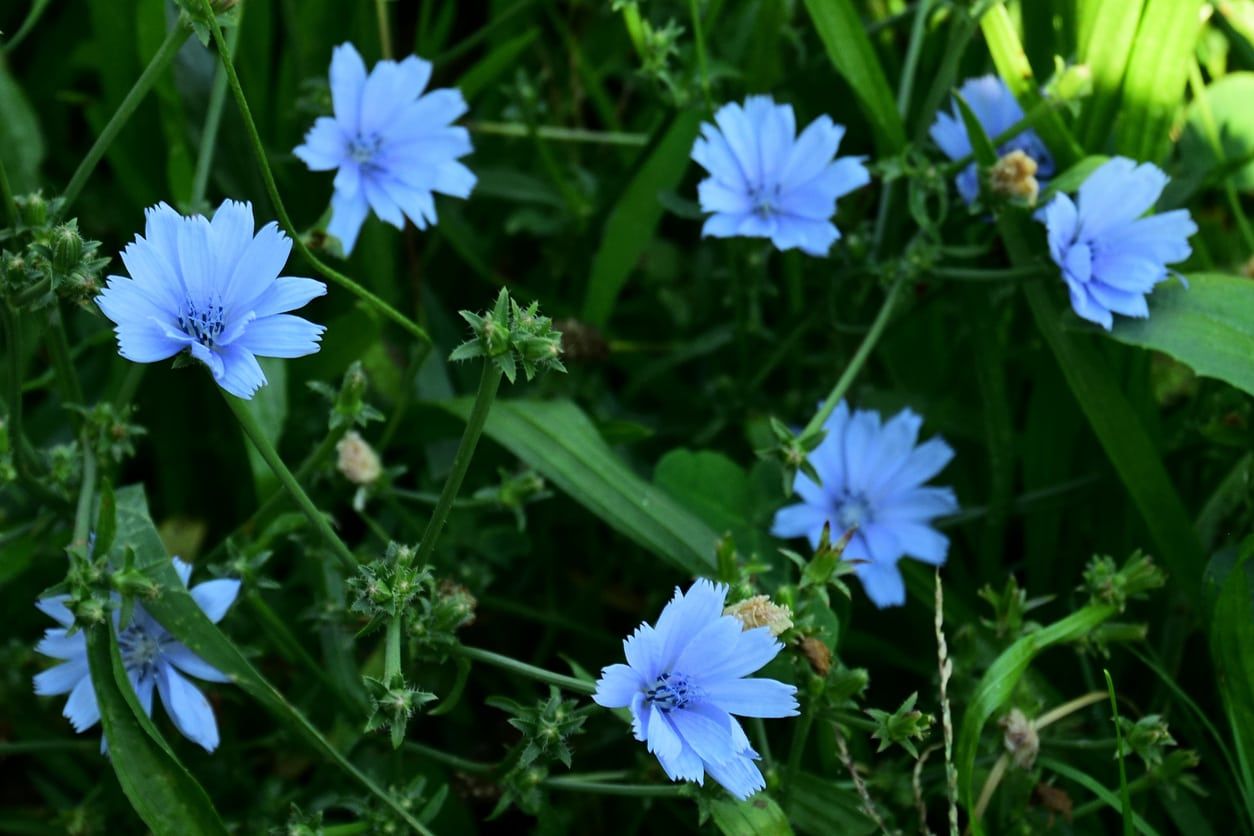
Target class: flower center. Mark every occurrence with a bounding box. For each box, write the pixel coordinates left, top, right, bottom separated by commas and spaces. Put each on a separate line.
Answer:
118, 623, 163, 676
645, 672, 699, 712
349, 134, 383, 166
749, 184, 779, 218
177, 297, 226, 347
835, 493, 872, 531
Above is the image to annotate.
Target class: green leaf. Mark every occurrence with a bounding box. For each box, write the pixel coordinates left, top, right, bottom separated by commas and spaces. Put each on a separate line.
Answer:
1037, 756, 1163, 836
84, 624, 227, 836
980, 3, 1081, 167
785, 772, 876, 835
953, 93, 998, 167
1209, 544, 1254, 829
956, 602, 1118, 830
1180, 73, 1254, 193
0, 61, 45, 192
998, 214, 1204, 600
581, 109, 703, 327
1074, 0, 1146, 151
240, 357, 287, 498
1112, 0, 1204, 163
709, 794, 794, 836
802, 0, 905, 155
653, 448, 751, 534
439, 399, 718, 575
111, 486, 433, 836
1107, 274, 1254, 398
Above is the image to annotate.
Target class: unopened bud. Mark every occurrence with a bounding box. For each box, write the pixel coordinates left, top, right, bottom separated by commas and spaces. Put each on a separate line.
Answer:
17, 192, 47, 227
1001, 708, 1039, 769
724, 594, 793, 636
336, 430, 382, 485
990, 150, 1040, 205
798, 636, 832, 676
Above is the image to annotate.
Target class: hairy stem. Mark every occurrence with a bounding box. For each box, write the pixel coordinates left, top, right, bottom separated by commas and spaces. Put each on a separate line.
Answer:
190, 12, 242, 209
455, 645, 596, 696
222, 390, 358, 571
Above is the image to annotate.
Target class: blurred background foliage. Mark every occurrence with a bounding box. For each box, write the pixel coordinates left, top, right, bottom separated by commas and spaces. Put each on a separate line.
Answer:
2, 0, 1254, 833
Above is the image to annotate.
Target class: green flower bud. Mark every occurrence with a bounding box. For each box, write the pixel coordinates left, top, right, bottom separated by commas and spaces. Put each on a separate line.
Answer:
51, 223, 85, 274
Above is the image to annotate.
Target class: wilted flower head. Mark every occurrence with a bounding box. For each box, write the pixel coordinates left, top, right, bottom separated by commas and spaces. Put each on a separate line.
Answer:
989, 150, 1040, 204
723, 595, 793, 636
294, 42, 476, 255
1039, 156, 1195, 330
33, 558, 240, 752
1001, 708, 1039, 769
96, 201, 326, 400
692, 95, 869, 256
772, 402, 959, 608
336, 430, 382, 485
593, 579, 798, 799
930, 75, 1055, 205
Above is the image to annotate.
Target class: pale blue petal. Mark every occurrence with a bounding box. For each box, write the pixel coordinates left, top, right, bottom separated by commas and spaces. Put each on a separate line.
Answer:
861, 522, 904, 565
860, 408, 923, 498
173, 557, 193, 586
703, 752, 765, 800
770, 502, 830, 545
176, 215, 215, 304
888, 437, 954, 490
712, 100, 761, 187
593, 663, 644, 708
431, 161, 476, 199
670, 704, 738, 766
330, 42, 367, 134
235, 314, 325, 359
1078, 157, 1167, 239
129, 668, 155, 716
876, 486, 958, 523
1088, 282, 1150, 319
64, 675, 101, 732
114, 319, 188, 364
329, 187, 370, 255
929, 110, 970, 161
360, 60, 409, 136
842, 408, 883, 489
702, 678, 799, 718
249, 277, 327, 319
34, 659, 88, 696
692, 124, 748, 191
210, 200, 256, 298
36, 595, 74, 626
623, 623, 664, 682
698, 179, 752, 215
1041, 194, 1079, 265
856, 559, 907, 608
224, 222, 292, 313
772, 217, 839, 256
157, 664, 220, 752
778, 115, 843, 191
693, 623, 782, 683
143, 203, 186, 282
654, 579, 729, 670
163, 643, 231, 683
363, 175, 406, 229
191, 579, 241, 623
1064, 242, 1092, 284
377, 177, 437, 229
891, 522, 950, 565
701, 212, 746, 239
36, 628, 86, 660
214, 343, 267, 399
294, 116, 348, 171
117, 238, 184, 315
645, 703, 683, 763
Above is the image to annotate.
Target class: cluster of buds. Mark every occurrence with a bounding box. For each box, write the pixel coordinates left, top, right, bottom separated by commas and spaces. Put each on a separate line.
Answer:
1, 195, 110, 309
989, 150, 1040, 206
363, 671, 437, 749
70, 402, 147, 465
408, 580, 478, 659
471, 468, 551, 531
495, 687, 588, 771
450, 289, 566, 383
866, 692, 934, 758
978, 575, 1047, 640
308, 361, 384, 432
1083, 550, 1165, 611
347, 542, 427, 631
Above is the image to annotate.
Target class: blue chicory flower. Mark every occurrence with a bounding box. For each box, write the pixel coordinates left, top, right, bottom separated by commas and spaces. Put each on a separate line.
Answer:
294, 42, 476, 255
930, 75, 1055, 205
33, 558, 240, 753
592, 579, 798, 799
772, 402, 958, 608
1039, 156, 1195, 330
96, 200, 326, 400
691, 95, 870, 256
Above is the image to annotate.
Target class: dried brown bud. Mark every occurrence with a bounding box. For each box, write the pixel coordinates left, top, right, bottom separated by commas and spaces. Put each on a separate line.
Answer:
552, 318, 609, 363
798, 636, 832, 677
989, 150, 1040, 205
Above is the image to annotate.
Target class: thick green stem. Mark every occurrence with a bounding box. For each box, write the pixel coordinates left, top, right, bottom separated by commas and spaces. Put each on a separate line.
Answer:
467, 121, 648, 146
455, 645, 596, 695
46, 307, 84, 408
412, 362, 502, 567
801, 274, 906, 439
384, 617, 403, 684
688, 0, 712, 111
1, 304, 53, 500
895, 0, 935, 119
71, 450, 98, 553
375, 0, 393, 58
542, 776, 687, 797
61, 24, 190, 213
783, 703, 815, 804
197, 0, 432, 347
190, 13, 242, 209
404, 741, 496, 774
222, 391, 357, 572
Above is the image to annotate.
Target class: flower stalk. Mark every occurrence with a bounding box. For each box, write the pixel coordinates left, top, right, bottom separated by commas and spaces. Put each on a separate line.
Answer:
456, 645, 597, 696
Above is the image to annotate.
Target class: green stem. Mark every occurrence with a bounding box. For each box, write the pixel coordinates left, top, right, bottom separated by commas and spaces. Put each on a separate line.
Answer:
0, 739, 96, 754
60, 24, 190, 213
221, 391, 358, 572
323, 824, 369, 836
197, 0, 431, 347
1104, 670, 1134, 836
375, 0, 393, 58
0, 150, 18, 227
688, 0, 712, 111
71, 451, 98, 550
783, 704, 815, 803
467, 121, 648, 146
542, 776, 687, 798
46, 307, 84, 408
384, 616, 403, 684
895, 0, 935, 119
404, 741, 497, 774
190, 13, 242, 209
930, 265, 1044, 282
800, 274, 906, 439
455, 645, 596, 695
411, 362, 502, 567
246, 590, 354, 713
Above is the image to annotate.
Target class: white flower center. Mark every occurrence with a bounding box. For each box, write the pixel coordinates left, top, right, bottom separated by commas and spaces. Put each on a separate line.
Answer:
835, 493, 872, 530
